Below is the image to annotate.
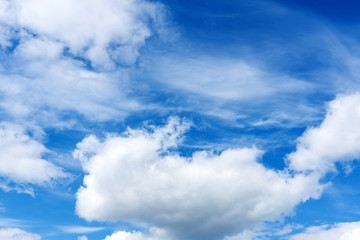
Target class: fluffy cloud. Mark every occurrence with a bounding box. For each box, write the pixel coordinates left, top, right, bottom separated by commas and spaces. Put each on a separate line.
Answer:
0, 228, 41, 240
0, 0, 163, 68
0, 122, 66, 185
105, 231, 146, 240
287, 93, 360, 173
74, 117, 323, 240
0, 0, 163, 124
288, 222, 360, 240
0, 45, 140, 122
104, 228, 166, 240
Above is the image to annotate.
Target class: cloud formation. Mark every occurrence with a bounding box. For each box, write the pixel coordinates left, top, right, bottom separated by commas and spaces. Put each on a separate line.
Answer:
74, 117, 323, 240
150, 57, 310, 101
104, 228, 166, 240
0, 0, 164, 125
0, 0, 163, 68
58, 225, 105, 234
0, 44, 139, 123
0, 228, 41, 240
287, 93, 360, 173
288, 222, 360, 240
0, 123, 66, 185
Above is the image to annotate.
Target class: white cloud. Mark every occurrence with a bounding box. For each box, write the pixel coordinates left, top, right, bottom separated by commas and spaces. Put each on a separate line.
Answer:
0, 122, 67, 185
58, 225, 105, 234
0, 218, 25, 228
0, 228, 41, 240
0, 182, 34, 196
105, 231, 146, 240
14, 35, 64, 61
104, 228, 167, 240
0, 50, 141, 123
288, 222, 360, 240
74, 117, 324, 240
0, 0, 163, 125
78, 236, 88, 240
0, 0, 163, 68
287, 93, 360, 173
143, 55, 319, 126
149, 56, 310, 101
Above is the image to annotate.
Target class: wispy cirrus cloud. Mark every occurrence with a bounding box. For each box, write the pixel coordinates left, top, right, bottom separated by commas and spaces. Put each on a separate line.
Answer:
57, 225, 105, 234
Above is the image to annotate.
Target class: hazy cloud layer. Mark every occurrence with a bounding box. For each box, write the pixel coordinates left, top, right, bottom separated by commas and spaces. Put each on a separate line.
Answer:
150, 56, 311, 101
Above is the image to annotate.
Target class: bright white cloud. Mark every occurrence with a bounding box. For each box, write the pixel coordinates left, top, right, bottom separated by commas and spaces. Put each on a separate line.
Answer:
58, 225, 105, 234
0, 0, 162, 125
0, 0, 163, 68
105, 231, 146, 240
0, 122, 66, 185
104, 228, 167, 240
0, 228, 41, 240
287, 93, 360, 173
74, 117, 324, 240
288, 222, 360, 240
78, 236, 88, 240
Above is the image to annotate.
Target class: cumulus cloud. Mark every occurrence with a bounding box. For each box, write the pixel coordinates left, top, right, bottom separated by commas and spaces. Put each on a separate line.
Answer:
74, 117, 323, 240
288, 222, 360, 240
0, 0, 163, 125
0, 228, 41, 240
0, 122, 66, 186
287, 93, 360, 173
0, 0, 163, 68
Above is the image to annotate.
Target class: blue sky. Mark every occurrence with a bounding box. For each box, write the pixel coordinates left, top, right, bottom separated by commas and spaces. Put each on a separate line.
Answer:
1, 0, 360, 239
